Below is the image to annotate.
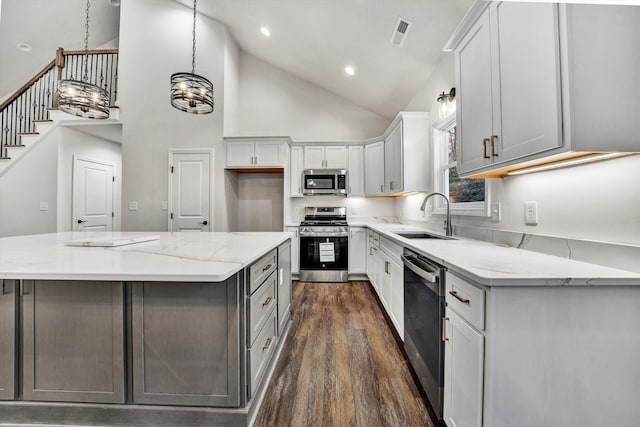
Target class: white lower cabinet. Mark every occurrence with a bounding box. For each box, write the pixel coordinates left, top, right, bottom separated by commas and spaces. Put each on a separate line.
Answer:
348, 227, 367, 274
286, 227, 299, 275
366, 231, 381, 292
444, 308, 484, 427
379, 237, 404, 338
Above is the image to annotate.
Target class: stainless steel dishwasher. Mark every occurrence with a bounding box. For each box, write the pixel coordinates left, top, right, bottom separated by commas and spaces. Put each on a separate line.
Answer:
402, 248, 446, 421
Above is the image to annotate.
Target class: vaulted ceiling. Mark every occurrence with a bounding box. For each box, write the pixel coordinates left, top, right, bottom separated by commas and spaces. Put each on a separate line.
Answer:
1, 0, 472, 119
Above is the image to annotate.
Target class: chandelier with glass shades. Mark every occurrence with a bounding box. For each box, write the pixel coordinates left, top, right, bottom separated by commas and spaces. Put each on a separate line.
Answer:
170, 0, 214, 114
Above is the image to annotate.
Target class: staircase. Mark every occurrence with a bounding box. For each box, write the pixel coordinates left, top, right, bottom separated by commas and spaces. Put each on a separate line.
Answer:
0, 48, 119, 176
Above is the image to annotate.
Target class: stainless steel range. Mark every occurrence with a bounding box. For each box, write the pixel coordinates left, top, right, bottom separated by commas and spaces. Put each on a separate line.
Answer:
299, 207, 349, 282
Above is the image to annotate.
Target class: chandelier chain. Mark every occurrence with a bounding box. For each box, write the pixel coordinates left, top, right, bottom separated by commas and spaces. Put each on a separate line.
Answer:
82, 0, 91, 81
192, 0, 197, 74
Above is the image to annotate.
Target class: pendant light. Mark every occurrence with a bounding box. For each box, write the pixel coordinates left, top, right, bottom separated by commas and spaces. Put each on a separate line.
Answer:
170, 0, 214, 114
57, 0, 110, 119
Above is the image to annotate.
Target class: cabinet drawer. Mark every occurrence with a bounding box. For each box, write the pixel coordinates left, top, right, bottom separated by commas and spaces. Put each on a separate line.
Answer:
446, 272, 486, 330
249, 249, 277, 295
380, 236, 402, 259
247, 271, 277, 346
247, 309, 277, 399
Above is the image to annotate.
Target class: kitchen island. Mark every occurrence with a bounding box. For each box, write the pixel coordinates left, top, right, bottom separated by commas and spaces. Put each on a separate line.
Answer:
0, 231, 293, 427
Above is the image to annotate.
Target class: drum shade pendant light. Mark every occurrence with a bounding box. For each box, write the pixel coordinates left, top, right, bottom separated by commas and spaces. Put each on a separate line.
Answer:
57, 0, 110, 119
170, 0, 214, 114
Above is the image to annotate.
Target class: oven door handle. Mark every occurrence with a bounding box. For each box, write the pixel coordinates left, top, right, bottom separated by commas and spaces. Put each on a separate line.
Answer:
299, 233, 349, 238
402, 255, 439, 284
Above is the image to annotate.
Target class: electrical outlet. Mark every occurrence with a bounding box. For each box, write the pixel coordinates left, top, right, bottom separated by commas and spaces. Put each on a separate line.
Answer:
524, 201, 538, 225
128, 201, 138, 211
161, 201, 168, 210
39, 201, 49, 211
491, 203, 502, 222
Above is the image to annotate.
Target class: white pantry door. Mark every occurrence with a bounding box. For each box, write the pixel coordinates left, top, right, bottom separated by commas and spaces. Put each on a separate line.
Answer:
169, 150, 213, 232
72, 157, 114, 231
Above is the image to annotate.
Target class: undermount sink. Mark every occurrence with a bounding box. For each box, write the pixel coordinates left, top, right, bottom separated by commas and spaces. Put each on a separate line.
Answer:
392, 231, 455, 240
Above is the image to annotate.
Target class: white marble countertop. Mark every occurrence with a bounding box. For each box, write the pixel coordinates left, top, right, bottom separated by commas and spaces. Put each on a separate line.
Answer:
0, 232, 292, 282
359, 222, 640, 287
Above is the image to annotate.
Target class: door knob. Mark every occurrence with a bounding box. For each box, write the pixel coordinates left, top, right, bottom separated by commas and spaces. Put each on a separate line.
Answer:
77, 219, 87, 224
199, 220, 208, 226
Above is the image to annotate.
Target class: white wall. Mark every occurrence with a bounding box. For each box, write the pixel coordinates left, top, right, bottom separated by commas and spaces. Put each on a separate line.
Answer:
223, 30, 240, 136
237, 174, 283, 232
118, 0, 230, 231
56, 127, 122, 232
0, 131, 58, 237
232, 52, 389, 141
289, 196, 396, 224
397, 52, 640, 246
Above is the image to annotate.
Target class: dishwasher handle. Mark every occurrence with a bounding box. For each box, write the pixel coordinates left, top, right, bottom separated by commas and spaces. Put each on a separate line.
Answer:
402, 254, 440, 284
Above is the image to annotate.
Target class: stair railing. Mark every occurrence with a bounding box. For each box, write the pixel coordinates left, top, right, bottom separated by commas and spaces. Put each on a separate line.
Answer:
0, 47, 118, 159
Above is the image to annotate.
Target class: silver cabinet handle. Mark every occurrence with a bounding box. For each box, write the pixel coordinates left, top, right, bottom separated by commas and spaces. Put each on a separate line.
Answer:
262, 296, 273, 307
380, 184, 383, 192
385, 261, 390, 274
20, 281, 31, 296
262, 264, 273, 272
390, 181, 395, 190
1, 281, 11, 295
262, 337, 272, 351
349, 186, 352, 194
255, 156, 259, 164
442, 317, 449, 342
449, 290, 470, 304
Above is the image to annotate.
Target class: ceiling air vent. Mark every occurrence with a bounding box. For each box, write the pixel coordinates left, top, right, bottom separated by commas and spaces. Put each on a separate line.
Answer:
390, 17, 412, 47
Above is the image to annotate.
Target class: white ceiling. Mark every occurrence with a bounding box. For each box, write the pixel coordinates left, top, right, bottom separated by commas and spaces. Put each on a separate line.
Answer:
0, 0, 473, 120
179, 0, 473, 119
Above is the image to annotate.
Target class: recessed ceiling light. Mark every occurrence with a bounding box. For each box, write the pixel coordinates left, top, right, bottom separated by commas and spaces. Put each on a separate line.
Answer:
260, 27, 271, 37
344, 66, 355, 76
16, 42, 32, 52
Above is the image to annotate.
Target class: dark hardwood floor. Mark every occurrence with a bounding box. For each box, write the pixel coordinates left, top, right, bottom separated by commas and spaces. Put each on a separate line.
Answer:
254, 281, 434, 427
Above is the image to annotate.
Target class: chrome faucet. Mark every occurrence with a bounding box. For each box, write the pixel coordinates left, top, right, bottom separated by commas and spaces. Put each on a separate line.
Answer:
420, 192, 453, 237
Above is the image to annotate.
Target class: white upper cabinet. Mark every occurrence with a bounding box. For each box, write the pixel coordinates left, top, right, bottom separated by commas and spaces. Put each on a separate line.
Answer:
384, 121, 403, 194
450, 2, 640, 177
347, 146, 364, 196
455, 2, 562, 176
378, 112, 431, 196
290, 146, 304, 197
364, 141, 385, 196
303, 146, 348, 169
225, 138, 285, 168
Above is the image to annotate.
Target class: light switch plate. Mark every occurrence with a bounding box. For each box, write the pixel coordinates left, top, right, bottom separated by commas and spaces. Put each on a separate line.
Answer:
128, 201, 138, 211
524, 201, 538, 225
161, 201, 168, 210
39, 201, 49, 211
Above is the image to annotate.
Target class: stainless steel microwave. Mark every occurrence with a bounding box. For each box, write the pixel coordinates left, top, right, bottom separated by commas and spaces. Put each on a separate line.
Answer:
302, 169, 348, 195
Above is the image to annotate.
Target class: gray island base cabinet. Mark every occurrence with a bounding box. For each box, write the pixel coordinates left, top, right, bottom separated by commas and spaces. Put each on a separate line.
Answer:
0, 233, 293, 427
22, 280, 125, 404
131, 278, 240, 407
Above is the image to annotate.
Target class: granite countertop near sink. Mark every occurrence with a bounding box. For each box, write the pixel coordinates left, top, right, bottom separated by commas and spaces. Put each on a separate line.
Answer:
357, 222, 640, 287
0, 231, 293, 282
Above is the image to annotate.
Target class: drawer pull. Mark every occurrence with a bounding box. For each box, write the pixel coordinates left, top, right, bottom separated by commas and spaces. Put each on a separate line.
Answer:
262, 264, 273, 272
262, 296, 273, 307
262, 337, 272, 351
449, 290, 470, 304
